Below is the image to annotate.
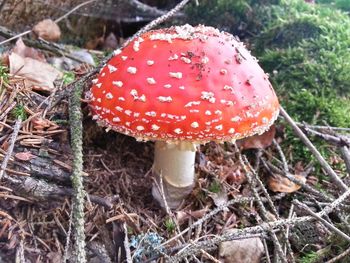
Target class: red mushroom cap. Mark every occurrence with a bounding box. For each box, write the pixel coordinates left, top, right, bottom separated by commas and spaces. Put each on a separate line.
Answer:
88, 25, 279, 143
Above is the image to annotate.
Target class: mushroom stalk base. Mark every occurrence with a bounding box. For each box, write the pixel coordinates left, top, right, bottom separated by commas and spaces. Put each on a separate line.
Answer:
152, 141, 196, 209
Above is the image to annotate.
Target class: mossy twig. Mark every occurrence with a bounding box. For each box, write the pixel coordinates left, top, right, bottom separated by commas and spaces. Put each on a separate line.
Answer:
69, 82, 86, 262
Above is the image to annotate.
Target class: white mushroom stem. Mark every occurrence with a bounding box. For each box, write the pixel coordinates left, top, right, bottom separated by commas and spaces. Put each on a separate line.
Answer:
152, 140, 196, 209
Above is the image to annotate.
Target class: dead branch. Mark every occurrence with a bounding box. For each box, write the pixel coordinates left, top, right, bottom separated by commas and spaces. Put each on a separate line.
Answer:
0, 119, 22, 180
236, 150, 289, 263
296, 122, 350, 133
1, 172, 113, 208
293, 200, 350, 242
340, 146, 350, 174
240, 154, 295, 262
279, 106, 349, 192
0, 25, 87, 64
167, 184, 350, 261
0, 0, 97, 46
325, 246, 350, 263
302, 126, 350, 147
69, 81, 86, 262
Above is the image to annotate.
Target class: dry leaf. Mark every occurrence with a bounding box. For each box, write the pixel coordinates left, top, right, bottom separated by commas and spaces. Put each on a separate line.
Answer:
31, 117, 59, 131
209, 189, 228, 207
218, 234, 264, 263
47, 251, 62, 263
32, 19, 61, 42
1, 141, 10, 151
268, 174, 306, 193
220, 165, 246, 185
237, 125, 276, 150
12, 38, 46, 62
15, 151, 36, 161
176, 207, 208, 225
9, 53, 62, 92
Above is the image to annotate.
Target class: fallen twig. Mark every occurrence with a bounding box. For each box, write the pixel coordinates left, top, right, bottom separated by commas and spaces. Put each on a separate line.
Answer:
296, 122, 350, 133
261, 158, 334, 202
236, 149, 289, 263
0, 0, 97, 46
240, 154, 295, 262
279, 106, 349, 192
340, 146, 350, 175
302, 126, 350, 147
0, 118, 22, 180
69, 81, 86, 262
325, 246, 350, 263
293, 200, 350, 242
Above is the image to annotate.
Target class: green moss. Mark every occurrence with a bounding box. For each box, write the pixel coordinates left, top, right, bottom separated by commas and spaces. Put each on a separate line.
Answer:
286, 90, 350, 127
62, 71, 75, 85
164, 218, 176, 233
185, 0, 281, 37
255, 19, 321, 51
0, 63, 9, 85
318, 0, 350, 12
298, 251, 322, 263
208, 180, 221, 193
11, 105, 27, 120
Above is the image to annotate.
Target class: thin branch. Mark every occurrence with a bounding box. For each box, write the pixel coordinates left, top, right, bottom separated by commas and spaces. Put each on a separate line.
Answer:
236, 150, 288, 263
63, 204, 74, 263
123, 222, 132, 263
0, 0, 97, 46
261, 158, 333, 202
303, 126, 350, 147
122, 0, 192, 48
158, 196, 258, 249
296, 122, 350, 133
69, 81, 86, 262
0, 118, 21, 180
279, 106, 349, 192
241, 155, 295, 262
325, 246, 350, 263
293, 200, 350, 242
340, 146, 350, 175
273, 139, 289, 173
319, 187, 350, 217
54, 0, 97, 23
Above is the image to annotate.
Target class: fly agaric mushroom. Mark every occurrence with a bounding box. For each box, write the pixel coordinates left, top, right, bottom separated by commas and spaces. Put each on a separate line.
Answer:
88, 25, 279, 208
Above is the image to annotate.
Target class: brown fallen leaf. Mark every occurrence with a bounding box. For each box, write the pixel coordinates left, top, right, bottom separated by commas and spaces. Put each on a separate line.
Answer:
176, 207, 208, 225
237, 125, 276, 150
209, 189, 228, 207
9, 53, 62, 92
15, 151, 36, 161
268, 174, 306, 193
12, 38, 46, 62
32, 19, 61, 42
220, 165, 246, 185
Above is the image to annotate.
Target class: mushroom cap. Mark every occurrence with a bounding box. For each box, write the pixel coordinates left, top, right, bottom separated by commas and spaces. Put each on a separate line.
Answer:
88, 25, 279, 143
